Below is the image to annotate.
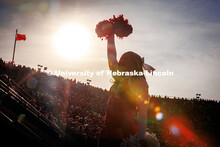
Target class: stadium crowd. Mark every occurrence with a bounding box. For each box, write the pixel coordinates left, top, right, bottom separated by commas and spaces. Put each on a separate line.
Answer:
0, 58, 219, 146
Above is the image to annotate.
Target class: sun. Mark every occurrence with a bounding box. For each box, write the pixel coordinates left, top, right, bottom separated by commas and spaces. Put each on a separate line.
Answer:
53, 24, 90, 60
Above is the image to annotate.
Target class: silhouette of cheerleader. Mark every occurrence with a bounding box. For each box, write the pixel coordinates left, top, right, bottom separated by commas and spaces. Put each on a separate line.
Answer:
96, 15, 158, 147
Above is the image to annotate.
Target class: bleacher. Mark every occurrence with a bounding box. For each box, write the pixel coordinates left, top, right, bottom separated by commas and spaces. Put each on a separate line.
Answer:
0, 75, 71, 146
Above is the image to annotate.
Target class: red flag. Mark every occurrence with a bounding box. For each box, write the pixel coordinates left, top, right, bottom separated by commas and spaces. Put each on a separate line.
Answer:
16, 34, 26, 41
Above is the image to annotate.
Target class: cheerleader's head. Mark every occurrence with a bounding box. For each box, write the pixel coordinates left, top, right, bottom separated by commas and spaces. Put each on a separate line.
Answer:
118, 51, 144, 73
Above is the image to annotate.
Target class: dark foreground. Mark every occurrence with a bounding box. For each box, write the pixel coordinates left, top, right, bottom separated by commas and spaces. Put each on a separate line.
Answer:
0, 59, 219, 147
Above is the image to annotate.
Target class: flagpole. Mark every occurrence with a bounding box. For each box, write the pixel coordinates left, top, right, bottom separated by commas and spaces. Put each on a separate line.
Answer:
12, 29, 18, 63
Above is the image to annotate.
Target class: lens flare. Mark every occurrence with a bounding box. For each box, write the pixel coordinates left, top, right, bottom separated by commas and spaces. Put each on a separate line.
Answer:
155, 112, 163, 120
154, 106, 160, 112
161, 116, 209, 147
170, 125, 180, 135
18, 114, 26, 123
144, 100, 149, 104
138, 94, 142, 99
26, 78, 37, 89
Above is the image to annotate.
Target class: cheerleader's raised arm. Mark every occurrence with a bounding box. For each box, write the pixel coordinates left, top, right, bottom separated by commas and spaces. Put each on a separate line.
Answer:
107, 34, 118, 71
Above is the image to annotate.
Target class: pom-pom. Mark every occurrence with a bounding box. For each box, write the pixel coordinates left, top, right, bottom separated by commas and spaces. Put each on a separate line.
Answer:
95, 15, 133, 40
95, 20, 113, 39
111, 15, 133, 38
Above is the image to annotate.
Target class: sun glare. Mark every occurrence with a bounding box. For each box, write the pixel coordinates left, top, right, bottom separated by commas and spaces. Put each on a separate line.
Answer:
53, 24, 90, 60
